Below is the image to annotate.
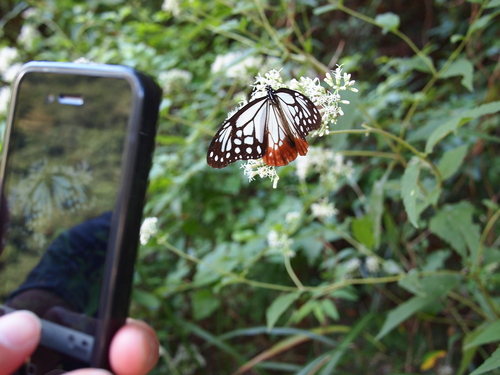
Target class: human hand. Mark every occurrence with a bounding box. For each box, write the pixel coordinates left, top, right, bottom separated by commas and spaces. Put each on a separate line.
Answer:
0, 310, 159, 375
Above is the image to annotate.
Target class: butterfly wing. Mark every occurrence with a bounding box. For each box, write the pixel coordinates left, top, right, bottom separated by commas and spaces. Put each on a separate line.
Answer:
207, 96, 269, 168
262, 88, 322, 166
207, 87, 322, 168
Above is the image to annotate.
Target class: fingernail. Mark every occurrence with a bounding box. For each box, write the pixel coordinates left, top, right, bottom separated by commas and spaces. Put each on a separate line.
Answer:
144, 328, 160, 370
0, 310, 41, 349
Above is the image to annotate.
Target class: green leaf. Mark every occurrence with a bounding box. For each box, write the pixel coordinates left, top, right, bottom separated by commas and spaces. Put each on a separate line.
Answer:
398, 270, 421, 295
399, 273, 461, 298
464, 321, 500, 350
459, 347, 479, 375
470, 12, 497, 34
429, 201, 481, 260
422, 249, 452, 272
291, 299, 318, 324
352, 215, 375, 249
487, 0, 500, 7
132, 289, 161, 310
382, 259, 403, 274
401, 161, 420, 228
375, 12, 400, 34
425, 101, 500, 153
320, 314, 374, 374
321, 299, 340, 321
440, 58, 474, 92
266, 293, 300, 331
451, 34, 464, 43
313, 303, 326, 324
470, 346, 500, 375
377, 275, 460, 339
437, 144, 468, 180
192, 289, 221, 321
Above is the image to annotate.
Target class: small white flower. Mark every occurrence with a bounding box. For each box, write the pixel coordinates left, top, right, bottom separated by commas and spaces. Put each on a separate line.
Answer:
0, 86, 11, 115
161, 0, 181, 16
2, 62, 22, 83
22, 8, 39, 19
158, 68, 192, 94
251, 69, 285, 96
18, 24, 39, 48
267, 230, 294, 255
296, 147, 354, 189
437, 365, 453, 375
485, 262, 499, 274
285, 211, 300, 224
73, 57, 94, 64
241, 159, 279, 188
0, 47, 18, 73
172, 343, 206, 375
311, 198, 338, 220
140, 217, 158, 245
344, 258, 361, 273
285, 211, 301, 232
295, 153, 312, 183
366, 256, 379, 273
212, 51, 263, 81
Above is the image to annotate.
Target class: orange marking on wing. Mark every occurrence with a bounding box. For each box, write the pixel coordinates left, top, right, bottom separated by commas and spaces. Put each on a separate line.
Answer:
263, 137, 309, 166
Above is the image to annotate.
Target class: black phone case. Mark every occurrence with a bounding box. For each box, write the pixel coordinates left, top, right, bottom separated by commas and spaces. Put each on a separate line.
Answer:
0, 61, 162, 371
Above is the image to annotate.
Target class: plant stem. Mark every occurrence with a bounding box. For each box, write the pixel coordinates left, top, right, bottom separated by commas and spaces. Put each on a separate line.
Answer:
284, 250, 304, 290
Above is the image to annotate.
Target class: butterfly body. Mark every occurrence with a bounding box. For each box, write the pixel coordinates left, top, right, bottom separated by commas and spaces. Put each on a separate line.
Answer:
207, 85, 321, 168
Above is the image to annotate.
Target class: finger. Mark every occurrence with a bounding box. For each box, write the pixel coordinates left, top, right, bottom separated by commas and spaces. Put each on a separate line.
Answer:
63, 369, 112, 375
0, 310, 41, 375
109, 319, 159, 375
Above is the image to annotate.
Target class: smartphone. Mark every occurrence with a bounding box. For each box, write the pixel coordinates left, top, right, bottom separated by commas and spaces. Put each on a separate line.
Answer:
0, 61, 161, 374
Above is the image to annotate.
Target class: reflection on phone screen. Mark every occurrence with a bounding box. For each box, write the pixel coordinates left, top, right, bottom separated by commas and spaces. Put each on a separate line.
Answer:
0, 72, 132, 374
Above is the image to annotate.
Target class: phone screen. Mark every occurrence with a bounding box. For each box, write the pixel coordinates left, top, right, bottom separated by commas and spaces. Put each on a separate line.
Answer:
0, 71, 133, 373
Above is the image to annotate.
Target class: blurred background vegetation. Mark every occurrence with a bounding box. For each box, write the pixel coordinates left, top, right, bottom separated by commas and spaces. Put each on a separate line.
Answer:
1, 0, 500, 374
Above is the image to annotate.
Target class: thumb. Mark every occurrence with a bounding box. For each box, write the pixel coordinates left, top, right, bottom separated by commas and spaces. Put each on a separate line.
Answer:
0, 310, 41, 375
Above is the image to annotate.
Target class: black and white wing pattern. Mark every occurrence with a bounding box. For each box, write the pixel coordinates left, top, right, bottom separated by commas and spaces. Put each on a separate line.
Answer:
207, 86, 322, 168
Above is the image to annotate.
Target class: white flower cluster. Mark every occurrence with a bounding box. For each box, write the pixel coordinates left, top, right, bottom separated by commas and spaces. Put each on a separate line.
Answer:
296, 147, 354, 189
0, 46, 18, 73
311, 198, 338, 220
161, 0, 181, 17
267, 229, 294, 256
18, 24, 39, 50
240, 159, 280, 189
140, 217, 159, 245
251, 65, 357, 136
344, 258, 361, 274
172, 343, 207, 375
0, 46, 22, 115
285, 211, 301, 231
365, 256, 380, 273
212, 51, 265, 82
234, 67, 356, 189
251, 69, 286, 97
158, 68, 193, 94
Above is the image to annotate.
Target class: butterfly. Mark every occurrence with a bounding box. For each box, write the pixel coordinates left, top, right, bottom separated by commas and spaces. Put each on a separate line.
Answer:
207, 85, 322, 168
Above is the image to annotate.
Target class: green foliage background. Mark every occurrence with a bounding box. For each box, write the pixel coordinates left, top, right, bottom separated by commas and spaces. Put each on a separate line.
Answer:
2, 0, 500, 374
